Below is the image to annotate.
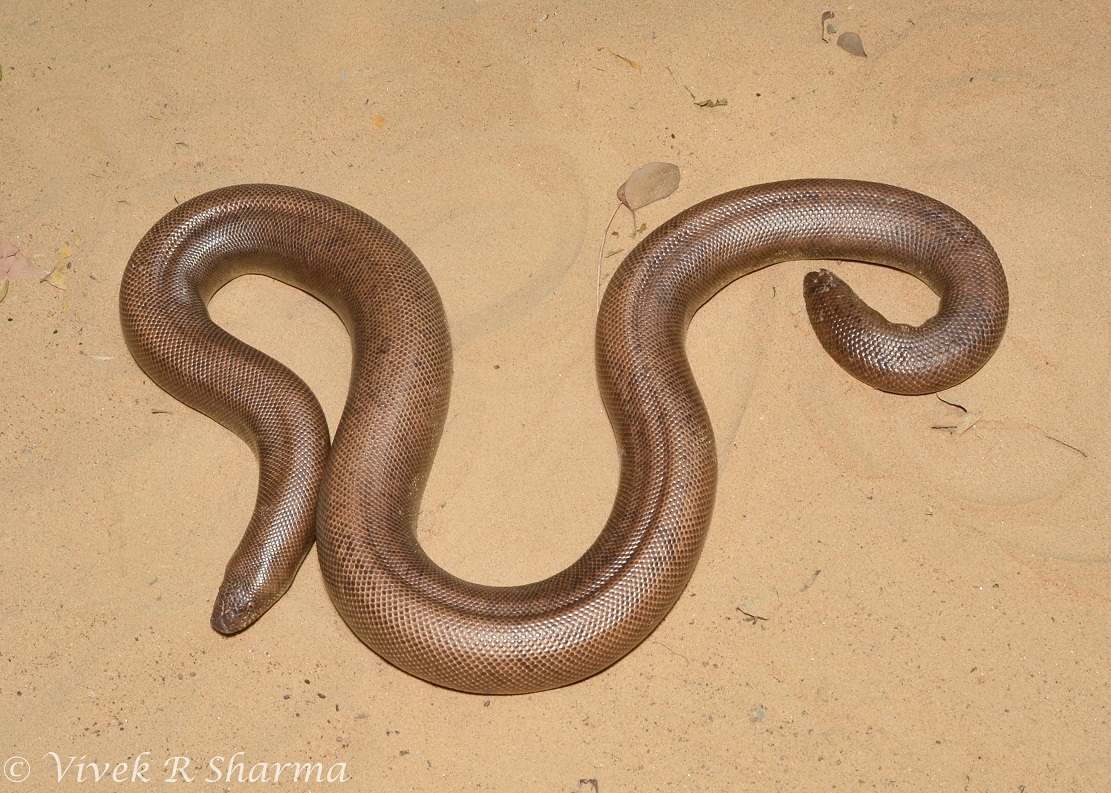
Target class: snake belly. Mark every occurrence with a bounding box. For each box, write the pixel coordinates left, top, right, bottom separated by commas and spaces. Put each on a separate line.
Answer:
119, 180, 1008, 694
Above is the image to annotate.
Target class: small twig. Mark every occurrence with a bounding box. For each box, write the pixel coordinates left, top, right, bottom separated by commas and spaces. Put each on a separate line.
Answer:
936, 393, 968, 413
596, 204, 622, 309
1046, 435, 1088, 457
652, 641, 690, 662
1040, 431, 1089, 457
666, 66, 697, 101
604, 48, 641, 71
932, 393, 981, 435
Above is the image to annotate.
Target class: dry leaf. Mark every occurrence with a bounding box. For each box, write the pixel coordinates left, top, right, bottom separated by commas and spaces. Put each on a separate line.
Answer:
0, 241, 37, 278
596, 163, 681, 306
617, 162, 681, 214
43, 241, 75, 290
837, 31, 867, 57
617, 162, 681, 240
694, 98, 728, 107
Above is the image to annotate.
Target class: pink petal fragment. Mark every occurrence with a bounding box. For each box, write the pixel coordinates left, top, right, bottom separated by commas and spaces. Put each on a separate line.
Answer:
0, 241, 38, 278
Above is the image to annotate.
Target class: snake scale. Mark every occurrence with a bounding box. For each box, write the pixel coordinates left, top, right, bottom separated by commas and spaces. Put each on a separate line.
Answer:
119, 180, 1008, 693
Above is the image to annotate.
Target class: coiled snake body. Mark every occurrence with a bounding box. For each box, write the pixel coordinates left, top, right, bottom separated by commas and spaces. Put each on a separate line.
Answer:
119, 180, 1007, 693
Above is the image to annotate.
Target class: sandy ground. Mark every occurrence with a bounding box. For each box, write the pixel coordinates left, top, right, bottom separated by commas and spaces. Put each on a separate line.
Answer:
1, 0, 1108, 790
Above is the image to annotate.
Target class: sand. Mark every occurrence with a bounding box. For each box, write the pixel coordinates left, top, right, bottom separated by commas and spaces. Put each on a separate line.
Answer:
1, 1, 1108, 790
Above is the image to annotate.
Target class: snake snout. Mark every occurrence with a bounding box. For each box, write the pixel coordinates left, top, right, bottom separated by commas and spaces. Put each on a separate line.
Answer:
210, 567, 292, 635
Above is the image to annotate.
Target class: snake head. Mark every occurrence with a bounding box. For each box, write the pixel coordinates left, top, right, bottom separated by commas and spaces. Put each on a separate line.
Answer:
211, 578, 268, 634
210, 556, 302, 634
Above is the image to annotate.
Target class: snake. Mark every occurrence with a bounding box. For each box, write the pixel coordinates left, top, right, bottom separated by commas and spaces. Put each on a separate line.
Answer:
119, 179, 1008, 694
